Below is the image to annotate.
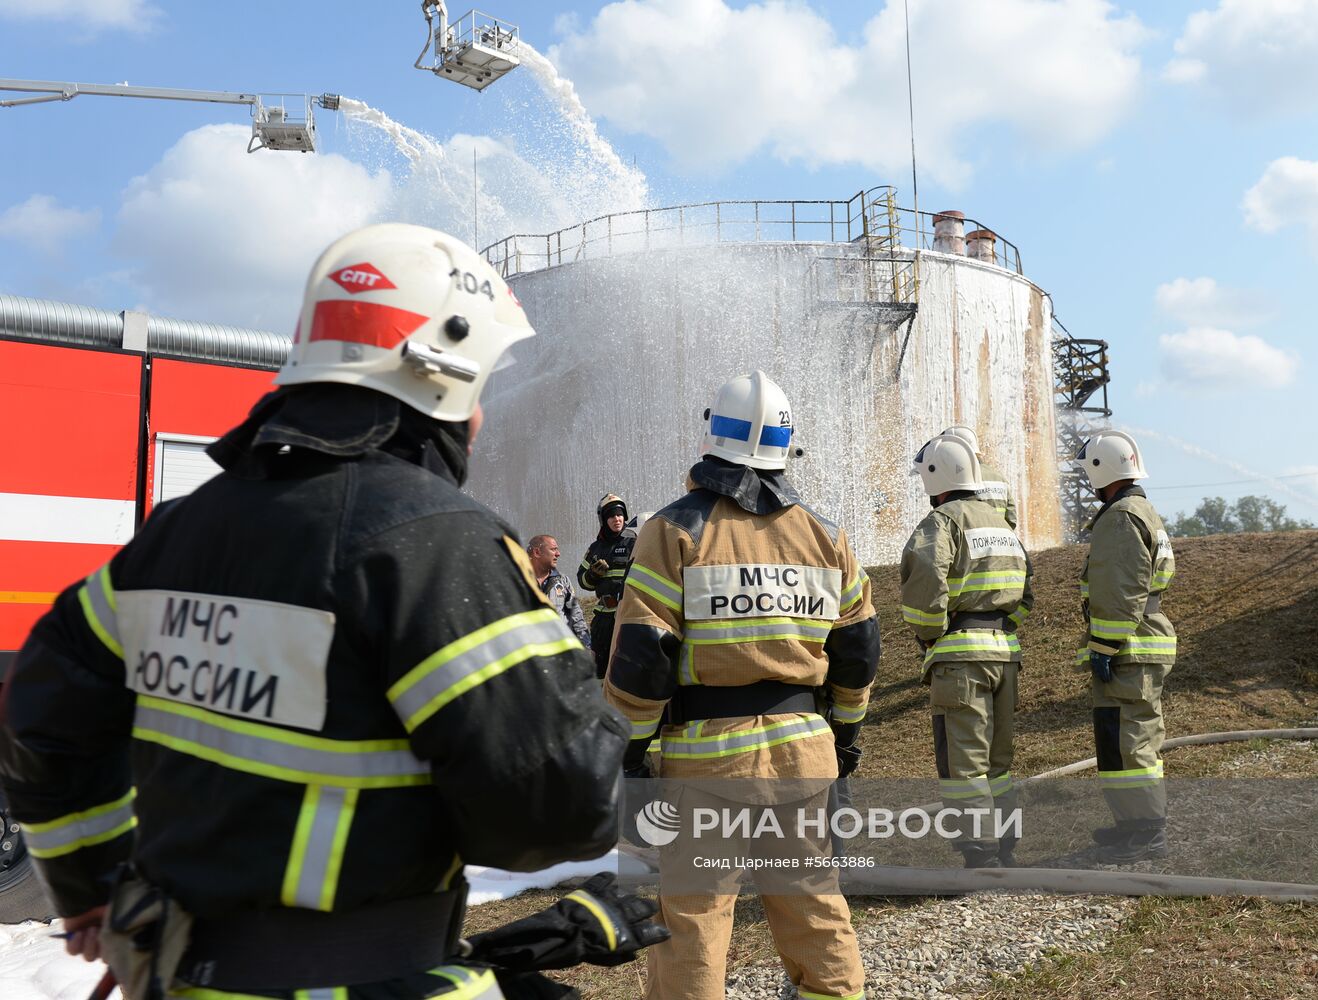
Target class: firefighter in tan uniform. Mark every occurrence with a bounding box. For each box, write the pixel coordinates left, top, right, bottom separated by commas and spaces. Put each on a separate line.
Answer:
605, 371, 881, 1000
1074, 430, 1176, 864
942, 425, 1017, 530
900, 434, 1033, 869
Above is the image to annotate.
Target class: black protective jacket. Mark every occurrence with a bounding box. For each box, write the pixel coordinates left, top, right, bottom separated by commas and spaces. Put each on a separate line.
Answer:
0, 386, 627, 919
576, 531, 635, 614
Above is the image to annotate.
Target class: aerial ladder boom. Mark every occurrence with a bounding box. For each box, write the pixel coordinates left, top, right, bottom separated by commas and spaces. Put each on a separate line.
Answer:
0, 78, 340, 152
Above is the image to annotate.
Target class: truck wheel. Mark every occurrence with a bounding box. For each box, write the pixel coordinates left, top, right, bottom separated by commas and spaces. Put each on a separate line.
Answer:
0, 808, 54, 924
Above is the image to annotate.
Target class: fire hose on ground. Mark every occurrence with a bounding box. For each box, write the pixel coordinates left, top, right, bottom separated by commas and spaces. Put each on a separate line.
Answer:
619, 727, 1318, 901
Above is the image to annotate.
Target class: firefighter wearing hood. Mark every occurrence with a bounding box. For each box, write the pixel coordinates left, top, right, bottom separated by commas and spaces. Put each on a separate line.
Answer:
578, 493, 636, 679
0, 225, 666, 999
604, 371, 880, 1000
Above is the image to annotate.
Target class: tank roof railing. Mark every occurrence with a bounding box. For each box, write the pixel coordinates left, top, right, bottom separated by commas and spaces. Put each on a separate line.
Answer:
481, 187, 1023, 279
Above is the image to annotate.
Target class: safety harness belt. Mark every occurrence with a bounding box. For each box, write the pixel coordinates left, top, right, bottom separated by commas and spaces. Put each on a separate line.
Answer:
666, 681, 817, 726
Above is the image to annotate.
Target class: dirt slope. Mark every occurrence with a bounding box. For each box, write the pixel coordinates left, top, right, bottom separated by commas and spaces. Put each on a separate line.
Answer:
859, 530, 1318, 778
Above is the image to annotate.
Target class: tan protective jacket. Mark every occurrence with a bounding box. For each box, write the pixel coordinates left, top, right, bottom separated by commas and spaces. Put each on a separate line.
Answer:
1079, 485, 1177, 666
604, 461, 881, 781
976, 460, 1018, 530
899, 495, 1033, 678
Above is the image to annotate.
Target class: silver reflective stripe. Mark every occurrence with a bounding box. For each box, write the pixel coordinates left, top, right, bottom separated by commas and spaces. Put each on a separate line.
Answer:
286, 785, 357, 910
296, 988, 345, 1000
133, 697, 430, 788
80, 565, 122, 658
840, 571, 866, 610
389, 610, 576, 731
428, 966, 505, 998
626, 563, 683, 610
22, 790, 136, 859
678, 641, 698, 686
685, 618, 832, 643
661, 715, 830, 759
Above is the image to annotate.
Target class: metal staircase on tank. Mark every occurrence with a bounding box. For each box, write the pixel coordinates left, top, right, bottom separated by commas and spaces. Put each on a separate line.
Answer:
1053, 325, 1113, 540
810, 187, 919, 322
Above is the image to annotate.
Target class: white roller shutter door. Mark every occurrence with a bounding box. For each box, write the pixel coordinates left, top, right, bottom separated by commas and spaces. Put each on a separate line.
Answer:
154, 433, 221, 504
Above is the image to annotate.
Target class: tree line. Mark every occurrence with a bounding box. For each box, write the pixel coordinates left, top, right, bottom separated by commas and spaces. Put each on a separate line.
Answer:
1165, 495, 1314, 537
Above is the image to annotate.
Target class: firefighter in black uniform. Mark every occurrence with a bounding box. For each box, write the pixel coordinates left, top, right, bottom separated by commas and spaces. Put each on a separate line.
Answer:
0, 225, 665, 1000
577, 495, 635, 679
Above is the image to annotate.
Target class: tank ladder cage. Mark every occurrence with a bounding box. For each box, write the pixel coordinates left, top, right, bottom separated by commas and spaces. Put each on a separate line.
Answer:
1052, 317, 1113, 541
416, 6, 520, 91
480, 188, 1023, 281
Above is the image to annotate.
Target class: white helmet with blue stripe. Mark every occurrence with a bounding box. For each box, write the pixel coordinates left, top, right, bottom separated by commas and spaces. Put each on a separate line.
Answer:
700, 370, 794, 470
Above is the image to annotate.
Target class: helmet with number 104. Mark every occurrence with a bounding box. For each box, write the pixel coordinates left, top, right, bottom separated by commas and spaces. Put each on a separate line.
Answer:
910, 434, 984, 496
276, 223, 534, 422
700, 370, 795, 470
1074, 430, 1148, 490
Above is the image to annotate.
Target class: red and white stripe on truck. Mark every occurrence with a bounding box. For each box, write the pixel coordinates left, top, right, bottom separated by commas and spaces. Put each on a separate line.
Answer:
0, 338, 276, 670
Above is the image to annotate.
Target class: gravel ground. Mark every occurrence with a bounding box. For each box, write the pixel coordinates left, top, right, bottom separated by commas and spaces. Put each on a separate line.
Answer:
724, 893, 1135, 999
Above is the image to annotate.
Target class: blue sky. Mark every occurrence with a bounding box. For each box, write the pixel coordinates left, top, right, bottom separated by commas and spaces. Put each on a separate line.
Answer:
1, 0, 1315, 522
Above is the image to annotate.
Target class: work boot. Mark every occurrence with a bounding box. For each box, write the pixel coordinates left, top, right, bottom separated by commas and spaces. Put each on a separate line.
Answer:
1095, 826, 1168, 864
1090, 825, 1127, 846
960, 844, 1003, 869
997, 835, 1019, 868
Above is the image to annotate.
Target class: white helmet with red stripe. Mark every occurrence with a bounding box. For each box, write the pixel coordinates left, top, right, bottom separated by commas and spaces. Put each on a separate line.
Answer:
700, 370, 794, 470
276, 223, 533, 421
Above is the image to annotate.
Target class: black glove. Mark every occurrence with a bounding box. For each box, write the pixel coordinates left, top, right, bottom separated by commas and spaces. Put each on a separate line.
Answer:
622, 735, 654, 774
1089, 650, 1114, 684
835, 743, 862, 780
467, 872, 670, 972
832, 721, 861, 779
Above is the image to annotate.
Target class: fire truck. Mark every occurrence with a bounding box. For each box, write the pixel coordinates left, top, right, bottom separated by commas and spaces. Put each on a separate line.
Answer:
0, 293, 286, 921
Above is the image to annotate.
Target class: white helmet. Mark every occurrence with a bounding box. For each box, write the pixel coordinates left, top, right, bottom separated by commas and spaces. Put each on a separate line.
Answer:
1074, 430, 1148, 490
910, 434, 983, 496
700, 371, 795, 470
941, 424, 981, 455
276, 223, 533, 421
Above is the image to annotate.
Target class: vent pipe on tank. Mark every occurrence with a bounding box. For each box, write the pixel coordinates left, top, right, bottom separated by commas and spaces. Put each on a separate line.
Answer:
966, 228, 997, 264
932, 210, 965, 255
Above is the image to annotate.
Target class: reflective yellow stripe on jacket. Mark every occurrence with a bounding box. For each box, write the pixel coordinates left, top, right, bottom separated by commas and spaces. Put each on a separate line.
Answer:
660, 715, 831, 760
21, 789, 136, 859
78, 564, 122, 659
388, 608, 580, 732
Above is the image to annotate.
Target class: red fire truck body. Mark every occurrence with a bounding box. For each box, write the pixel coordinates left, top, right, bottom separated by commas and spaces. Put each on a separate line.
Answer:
0, 313, 282, 673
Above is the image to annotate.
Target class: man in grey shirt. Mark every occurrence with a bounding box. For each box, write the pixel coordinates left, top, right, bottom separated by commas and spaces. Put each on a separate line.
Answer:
528, 534, 591, 647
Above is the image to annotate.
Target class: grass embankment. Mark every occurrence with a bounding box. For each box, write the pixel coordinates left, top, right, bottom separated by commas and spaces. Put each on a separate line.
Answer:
472, 531, 1318, 998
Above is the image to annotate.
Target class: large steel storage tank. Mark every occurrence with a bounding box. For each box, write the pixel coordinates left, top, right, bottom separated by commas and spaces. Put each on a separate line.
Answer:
470, 191, 1062, 566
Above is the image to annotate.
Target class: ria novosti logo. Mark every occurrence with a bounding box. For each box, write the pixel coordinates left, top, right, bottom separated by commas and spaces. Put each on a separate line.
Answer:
634, 799, 681, 847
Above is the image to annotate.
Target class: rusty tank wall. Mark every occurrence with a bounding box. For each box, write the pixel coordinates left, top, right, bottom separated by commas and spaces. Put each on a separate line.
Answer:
469, 242, 1061, 567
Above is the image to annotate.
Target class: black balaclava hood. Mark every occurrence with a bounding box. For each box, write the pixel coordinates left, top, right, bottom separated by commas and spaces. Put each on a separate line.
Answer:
208, 384, 470, 486
688, 455, 801, 515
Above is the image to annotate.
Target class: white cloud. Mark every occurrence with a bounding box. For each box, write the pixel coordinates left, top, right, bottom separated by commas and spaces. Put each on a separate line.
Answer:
1242, 157, 1318, 237
0, 194, 100, 254
1159, 327, 1299, 389
1164, 0, 1318, 114
549, 0, 1146, 187
1153, 276, 1268, 328
0, 0, 158, 31
112, 125, 393, 330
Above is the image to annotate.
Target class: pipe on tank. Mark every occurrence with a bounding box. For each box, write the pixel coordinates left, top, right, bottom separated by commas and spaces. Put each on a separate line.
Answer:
966, 228, 998, 264
932, 210, 965, 255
